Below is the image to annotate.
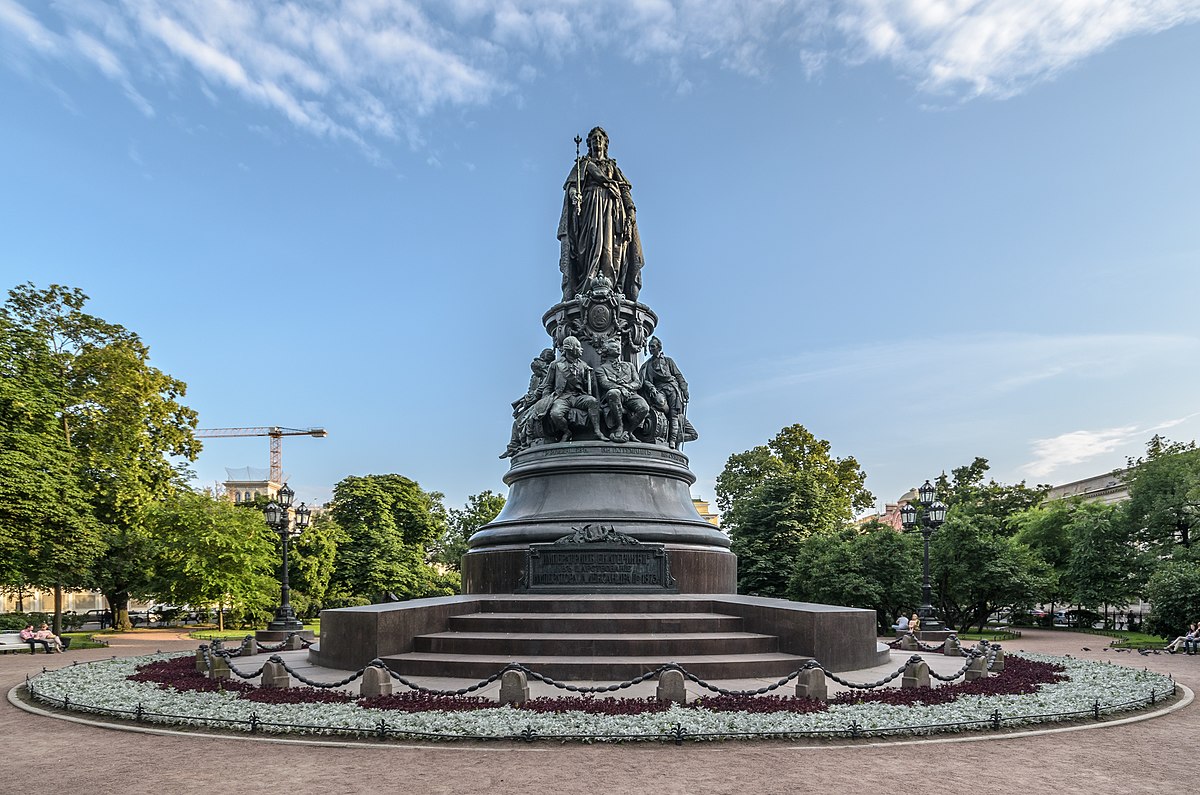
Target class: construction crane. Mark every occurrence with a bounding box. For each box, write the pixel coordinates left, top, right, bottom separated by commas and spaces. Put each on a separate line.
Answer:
195, 426, 328, 485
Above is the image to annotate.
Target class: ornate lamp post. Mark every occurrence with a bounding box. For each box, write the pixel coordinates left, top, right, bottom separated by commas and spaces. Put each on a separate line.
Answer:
899, 479, 947, 633
263, 483, 311, 633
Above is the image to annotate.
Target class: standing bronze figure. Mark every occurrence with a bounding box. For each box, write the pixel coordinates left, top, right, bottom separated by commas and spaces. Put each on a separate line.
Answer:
558, 127, 644, 303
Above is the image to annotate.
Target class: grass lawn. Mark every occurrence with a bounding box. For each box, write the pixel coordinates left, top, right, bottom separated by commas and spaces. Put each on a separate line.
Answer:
1099, 630, 1168, 649
190, 620, 320, 641
63, 632, 110, 650
952, 629, 1022, 642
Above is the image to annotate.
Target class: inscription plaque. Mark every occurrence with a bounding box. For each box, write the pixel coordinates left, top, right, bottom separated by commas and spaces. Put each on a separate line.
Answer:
519, 542, 678, 594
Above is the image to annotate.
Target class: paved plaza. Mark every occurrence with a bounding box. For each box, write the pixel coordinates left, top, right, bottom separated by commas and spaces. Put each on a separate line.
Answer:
2, 627, 1195, 794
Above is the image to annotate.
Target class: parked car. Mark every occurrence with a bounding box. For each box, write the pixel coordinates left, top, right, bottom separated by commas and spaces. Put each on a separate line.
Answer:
1027, 608, 1048, 619
128, 610, 159, 627
82, 609, 112, 628
1053, 610, 1103, 628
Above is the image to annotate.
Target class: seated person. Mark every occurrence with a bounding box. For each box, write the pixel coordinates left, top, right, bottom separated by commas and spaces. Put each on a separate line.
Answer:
34, 623, 64, 652
1166, 622, 1198, 654
892, 614, 909, 631
908, 613, 921, 635
20, 624, 53, 653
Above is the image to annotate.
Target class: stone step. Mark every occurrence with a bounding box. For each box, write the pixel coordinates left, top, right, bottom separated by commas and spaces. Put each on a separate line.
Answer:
447, 611, 744, 633
380, 651, 813, 681
476, 597, 719, 614
413, 631, 778, 656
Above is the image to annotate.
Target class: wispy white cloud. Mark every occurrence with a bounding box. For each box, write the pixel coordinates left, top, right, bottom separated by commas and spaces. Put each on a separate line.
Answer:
834, 0, 1200, 98
1022, 411, 1200, 477
1024, 424, 1139, 477
706, 331, 1200, 405
2, 1, 1198, 153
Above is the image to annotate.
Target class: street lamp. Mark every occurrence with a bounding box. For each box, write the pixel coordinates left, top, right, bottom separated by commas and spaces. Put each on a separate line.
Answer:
900, 479, 948, 633
263, 483, 311, 633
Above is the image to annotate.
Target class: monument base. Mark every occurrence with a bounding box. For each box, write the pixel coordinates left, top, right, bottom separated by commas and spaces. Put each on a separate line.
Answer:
463, 543, 736, 594
466, 441, 734, 594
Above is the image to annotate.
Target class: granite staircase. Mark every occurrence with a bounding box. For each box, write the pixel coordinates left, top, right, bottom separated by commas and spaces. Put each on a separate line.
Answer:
379, 596, 811, 681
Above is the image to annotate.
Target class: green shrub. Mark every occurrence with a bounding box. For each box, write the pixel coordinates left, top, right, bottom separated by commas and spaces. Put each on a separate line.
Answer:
0, 611, 51, 630
1146, 560, 1200, 637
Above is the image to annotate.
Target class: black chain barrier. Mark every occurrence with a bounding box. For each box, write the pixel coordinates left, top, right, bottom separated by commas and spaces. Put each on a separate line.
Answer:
24, 669, 1177, 745
886, 632, 967, 653
200, 632, 313, 656
200, 640, 1001, 699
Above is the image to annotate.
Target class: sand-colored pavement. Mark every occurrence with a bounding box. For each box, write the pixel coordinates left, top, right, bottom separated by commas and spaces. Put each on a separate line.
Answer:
1, 627, 1196, 794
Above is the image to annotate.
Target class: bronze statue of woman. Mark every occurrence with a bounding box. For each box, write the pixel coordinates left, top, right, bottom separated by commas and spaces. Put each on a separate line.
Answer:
557, 127, 644, 303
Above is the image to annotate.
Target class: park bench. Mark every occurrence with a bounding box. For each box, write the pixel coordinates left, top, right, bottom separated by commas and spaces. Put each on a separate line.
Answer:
0, 631, 35, 653
0, 631, 70, 653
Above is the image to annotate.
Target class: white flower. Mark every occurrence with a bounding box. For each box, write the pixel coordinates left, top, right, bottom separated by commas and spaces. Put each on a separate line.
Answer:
27, 652, 1175, 742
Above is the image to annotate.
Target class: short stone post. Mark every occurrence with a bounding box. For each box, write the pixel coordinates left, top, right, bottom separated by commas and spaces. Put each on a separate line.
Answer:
944, 635, 962, 657
499, 670, 529, 705
284, 634, 305, 651
900, 633, 919, 651
901, 659, 930, 689
360, 665, 393, 698
965, 654, 988, 681
210, 655, 231, 681
794, 667, 827, 701
261, 659, 290, 689
194, 649, 208, 674
990, 648, 1005, 673
656, 669, 687, 705
240, 636, 257, 657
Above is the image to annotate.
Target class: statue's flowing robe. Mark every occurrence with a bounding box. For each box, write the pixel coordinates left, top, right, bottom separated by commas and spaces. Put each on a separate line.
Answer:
558, 157, 644, 302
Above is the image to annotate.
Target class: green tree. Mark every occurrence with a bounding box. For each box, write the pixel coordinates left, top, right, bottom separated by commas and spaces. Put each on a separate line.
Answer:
432, 490, 506, 572
289, 510, 344, 616
790, 520, 921, 632
931, 513, 1049, 632
1063, 501, 1145, 614
2, 283, 199, 630
1124, 435, 1200, 553
147, 489, 277, 624
1144, 560, 1200, 638
716, 424, 873, 598
935, 457, 1048, 527
0, 315, 102, 631
329, 474, 454, 602
1011, 499, 1075, 611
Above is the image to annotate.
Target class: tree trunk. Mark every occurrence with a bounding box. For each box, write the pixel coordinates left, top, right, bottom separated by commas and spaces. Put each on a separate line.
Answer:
107, 592, 133, 631
53, 580, 63, 636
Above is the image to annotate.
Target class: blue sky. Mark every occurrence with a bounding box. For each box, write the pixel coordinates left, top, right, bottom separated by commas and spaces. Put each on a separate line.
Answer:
3, 1, 1199, 515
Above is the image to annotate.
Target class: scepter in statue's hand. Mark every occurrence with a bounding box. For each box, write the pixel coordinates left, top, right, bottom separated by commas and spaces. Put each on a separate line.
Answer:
572, 134, 583, 215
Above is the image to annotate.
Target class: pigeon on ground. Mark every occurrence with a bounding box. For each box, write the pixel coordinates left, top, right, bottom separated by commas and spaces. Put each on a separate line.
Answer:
1138, 648, 1151, 656
1081, 647, 1091, 652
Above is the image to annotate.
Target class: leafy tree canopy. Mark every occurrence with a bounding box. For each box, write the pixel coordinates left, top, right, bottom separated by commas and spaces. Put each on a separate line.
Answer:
329, 474, 454, 602
789, 520, 921, 632
1145, 560, 1200, 638
934, 457, 1048, 527
2, 283, 197, 630
431, 490, 506, 572
1124, 434, 1200, 551
716, 424, 872, 598
289, 510, 345, 616
931, 512, 1049, 632
147, 489, 277, 618
0, 315, 100, 594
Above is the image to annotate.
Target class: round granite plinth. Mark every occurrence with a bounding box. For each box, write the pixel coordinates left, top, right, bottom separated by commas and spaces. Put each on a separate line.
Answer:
468, 441, 730, 550
462, 543, 736, 594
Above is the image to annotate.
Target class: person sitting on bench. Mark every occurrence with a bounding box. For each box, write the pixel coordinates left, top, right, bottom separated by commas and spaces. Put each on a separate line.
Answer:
20, 624, 54, 653
35, 623, 64, 652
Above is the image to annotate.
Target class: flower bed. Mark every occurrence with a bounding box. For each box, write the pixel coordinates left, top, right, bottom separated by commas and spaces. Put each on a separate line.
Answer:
26, 652, 1174, 743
